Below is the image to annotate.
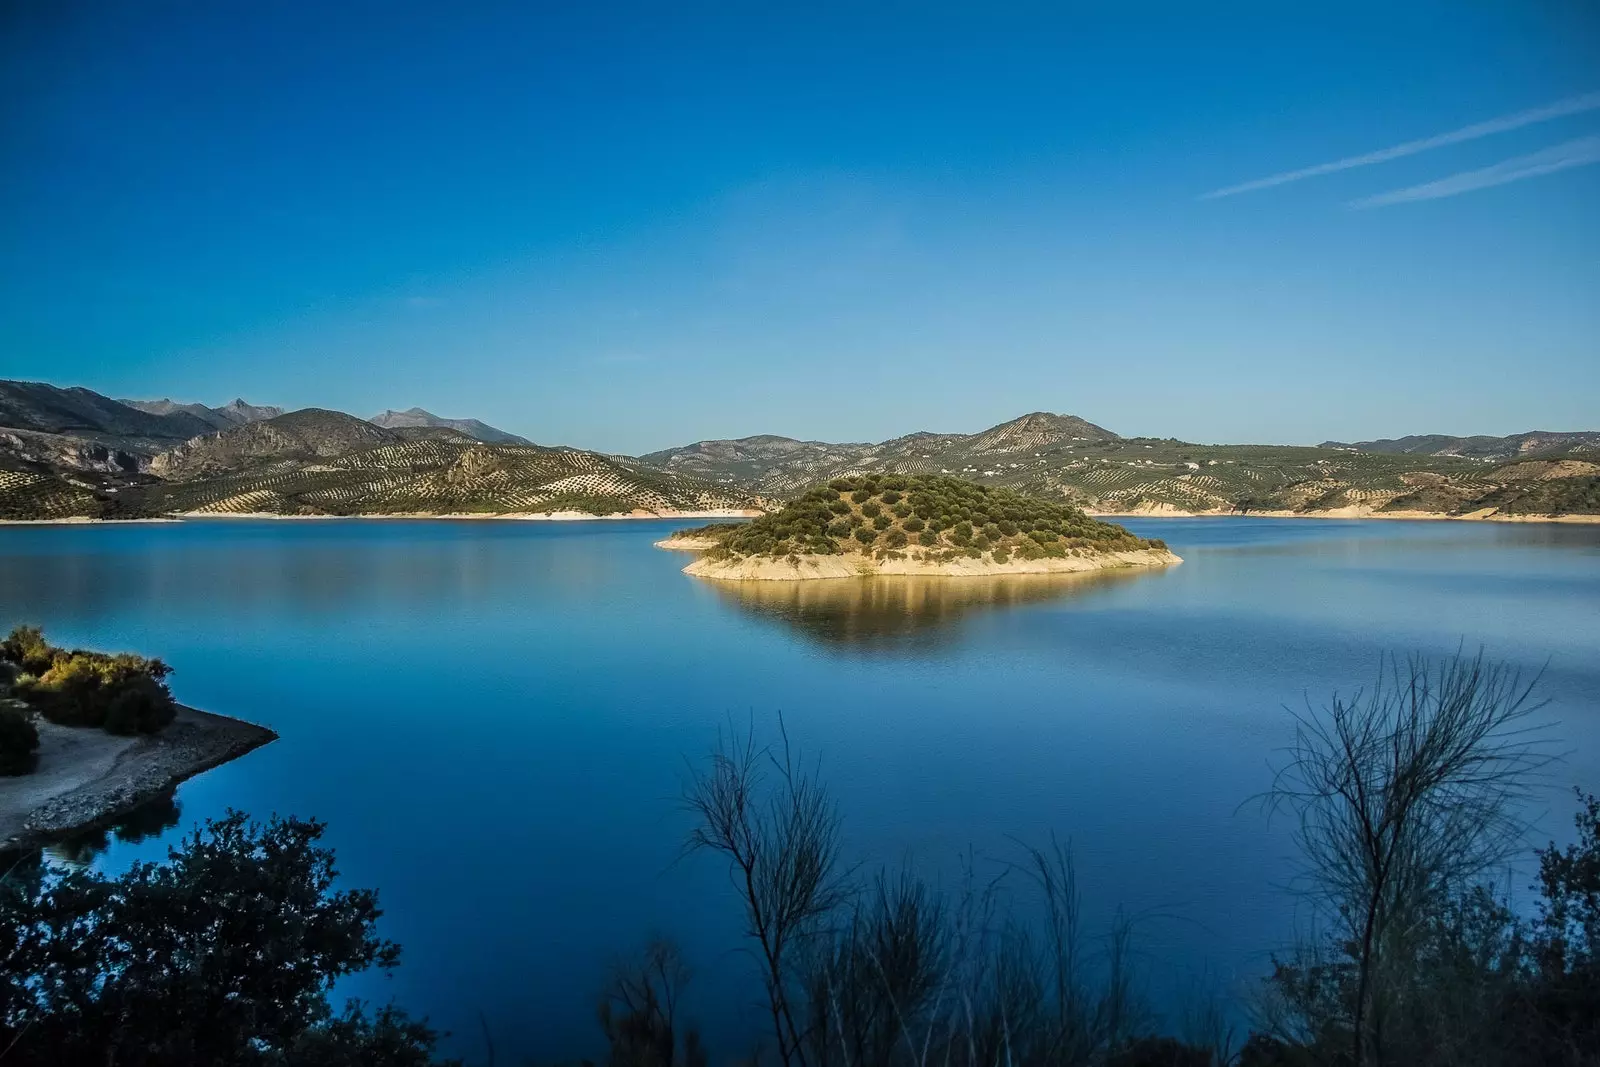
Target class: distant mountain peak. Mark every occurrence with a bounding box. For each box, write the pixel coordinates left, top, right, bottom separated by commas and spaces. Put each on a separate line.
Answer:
368, 407, 530, 446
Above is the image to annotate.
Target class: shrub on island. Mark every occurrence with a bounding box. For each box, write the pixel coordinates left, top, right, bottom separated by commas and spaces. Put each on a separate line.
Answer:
2, 626, 178, 735
675, 474, 1163, 566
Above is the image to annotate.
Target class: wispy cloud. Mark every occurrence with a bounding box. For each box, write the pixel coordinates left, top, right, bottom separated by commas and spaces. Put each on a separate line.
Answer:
1347, 134, 1600, 208
1201, 90, 1600, 199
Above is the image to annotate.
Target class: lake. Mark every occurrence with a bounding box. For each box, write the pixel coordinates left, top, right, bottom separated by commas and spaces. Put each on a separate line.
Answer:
2, 516, 1597, 1060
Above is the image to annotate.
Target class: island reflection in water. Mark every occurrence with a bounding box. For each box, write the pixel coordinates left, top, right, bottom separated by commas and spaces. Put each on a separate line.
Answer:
703, 567, 1164, 650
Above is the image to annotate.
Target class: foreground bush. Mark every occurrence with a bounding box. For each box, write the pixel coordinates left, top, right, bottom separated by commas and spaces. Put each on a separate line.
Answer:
0, 811, 452, 1066
2, 625, 177, 735
0, 704, 39, 776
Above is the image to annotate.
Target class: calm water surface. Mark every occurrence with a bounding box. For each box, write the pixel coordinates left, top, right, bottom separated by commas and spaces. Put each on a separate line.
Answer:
2, 517, 1597, 1058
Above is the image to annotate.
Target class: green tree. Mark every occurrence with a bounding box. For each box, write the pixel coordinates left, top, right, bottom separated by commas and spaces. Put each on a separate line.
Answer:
0, 811, 450, 1066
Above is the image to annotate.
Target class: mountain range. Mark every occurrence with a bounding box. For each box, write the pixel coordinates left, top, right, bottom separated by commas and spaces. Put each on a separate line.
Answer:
1320, 431, 1600, 460
121, 397, 286, 431
1, 378, 1595, 522
369, 407, 532, 445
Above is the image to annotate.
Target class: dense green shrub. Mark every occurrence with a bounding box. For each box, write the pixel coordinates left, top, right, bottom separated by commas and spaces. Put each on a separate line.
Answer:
1, 625, 53, 676
883, 529, 908, 548
0, 704, 39, 776
6, 627, 177, 736
689, 475, 1161, 561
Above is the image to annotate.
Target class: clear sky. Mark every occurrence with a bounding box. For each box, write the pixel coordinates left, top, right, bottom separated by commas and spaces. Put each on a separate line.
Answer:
3, 3, 1597, 454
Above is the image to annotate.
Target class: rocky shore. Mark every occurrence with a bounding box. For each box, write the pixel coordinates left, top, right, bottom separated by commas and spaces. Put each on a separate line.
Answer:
0, 704, 277, 851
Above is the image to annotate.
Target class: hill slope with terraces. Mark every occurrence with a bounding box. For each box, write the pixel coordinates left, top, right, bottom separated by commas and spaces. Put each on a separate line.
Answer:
645, 413, 1600, 521
1, 409, 765, 520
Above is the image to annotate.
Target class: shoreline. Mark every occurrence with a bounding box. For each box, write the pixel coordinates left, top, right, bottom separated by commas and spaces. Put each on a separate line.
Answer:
0, 704, 278, 852
676, 545, 1182, 581
4, 508, 1595, 528
0, 508, 763, 526
1086, 507, 1600, 525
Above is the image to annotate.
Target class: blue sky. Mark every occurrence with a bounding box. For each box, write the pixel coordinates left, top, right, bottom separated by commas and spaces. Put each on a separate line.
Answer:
2, 3, 1597, 454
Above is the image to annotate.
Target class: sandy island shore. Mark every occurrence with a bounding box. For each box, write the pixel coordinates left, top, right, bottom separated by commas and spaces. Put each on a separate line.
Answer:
656, 534, 1181, 581
0, 704, 277, 851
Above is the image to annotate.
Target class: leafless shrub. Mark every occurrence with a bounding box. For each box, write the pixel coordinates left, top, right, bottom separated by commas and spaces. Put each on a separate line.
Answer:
599, 938, 706, 1067
685, 721, 1173, 1067
683, 718, 849, 1067
1259, 649, 1557, 1067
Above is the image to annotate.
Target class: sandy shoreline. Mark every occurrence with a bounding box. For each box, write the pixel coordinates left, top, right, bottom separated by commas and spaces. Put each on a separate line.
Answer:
0, 509, 763, 526
0, 704, 277, 851
674, 545, 1182, 581
6, 508, 1593, 528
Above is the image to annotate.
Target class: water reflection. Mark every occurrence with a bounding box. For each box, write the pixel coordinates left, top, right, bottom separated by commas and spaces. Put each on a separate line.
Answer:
42, 791, 183, 868
706, 569, 1162, 650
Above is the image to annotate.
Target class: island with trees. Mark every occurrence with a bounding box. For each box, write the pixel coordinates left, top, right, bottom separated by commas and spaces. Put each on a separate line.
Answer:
658, 474, 1180, 580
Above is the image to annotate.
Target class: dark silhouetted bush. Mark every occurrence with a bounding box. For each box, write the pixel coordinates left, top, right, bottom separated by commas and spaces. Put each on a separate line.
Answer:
0, 704, 39, 776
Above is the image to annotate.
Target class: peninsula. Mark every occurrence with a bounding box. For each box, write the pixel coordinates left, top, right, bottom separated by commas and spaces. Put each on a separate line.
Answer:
0, 627, 276, 850
658, 474, 1180, 580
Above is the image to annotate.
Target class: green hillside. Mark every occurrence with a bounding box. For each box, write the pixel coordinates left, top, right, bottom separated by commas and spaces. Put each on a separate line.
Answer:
130, 437, 762, 517
678, 474, 1162, 566
0, 408, 765, 520
647, 418, 1600, 518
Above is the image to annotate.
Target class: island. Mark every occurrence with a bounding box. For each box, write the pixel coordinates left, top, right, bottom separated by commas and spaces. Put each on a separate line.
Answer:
0, 626, 275, 851
657, 474, 1180, 580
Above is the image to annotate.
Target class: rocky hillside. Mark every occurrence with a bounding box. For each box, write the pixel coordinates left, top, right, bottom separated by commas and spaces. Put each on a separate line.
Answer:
369, 407, 530, 445
0, 380, 216, 447
150, 409, 398, 478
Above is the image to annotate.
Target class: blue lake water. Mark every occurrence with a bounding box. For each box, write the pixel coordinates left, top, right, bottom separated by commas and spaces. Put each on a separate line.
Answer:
2, 516, 1597, 1059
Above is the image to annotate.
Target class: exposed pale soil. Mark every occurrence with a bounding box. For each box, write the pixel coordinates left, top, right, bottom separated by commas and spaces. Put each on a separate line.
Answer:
678, 546, 1181, 581
0, 704, 277, 850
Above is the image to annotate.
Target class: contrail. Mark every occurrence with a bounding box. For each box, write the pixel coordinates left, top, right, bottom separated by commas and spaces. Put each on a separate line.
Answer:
1201, 90, 1600, 199
1348, 134, 1600, 208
